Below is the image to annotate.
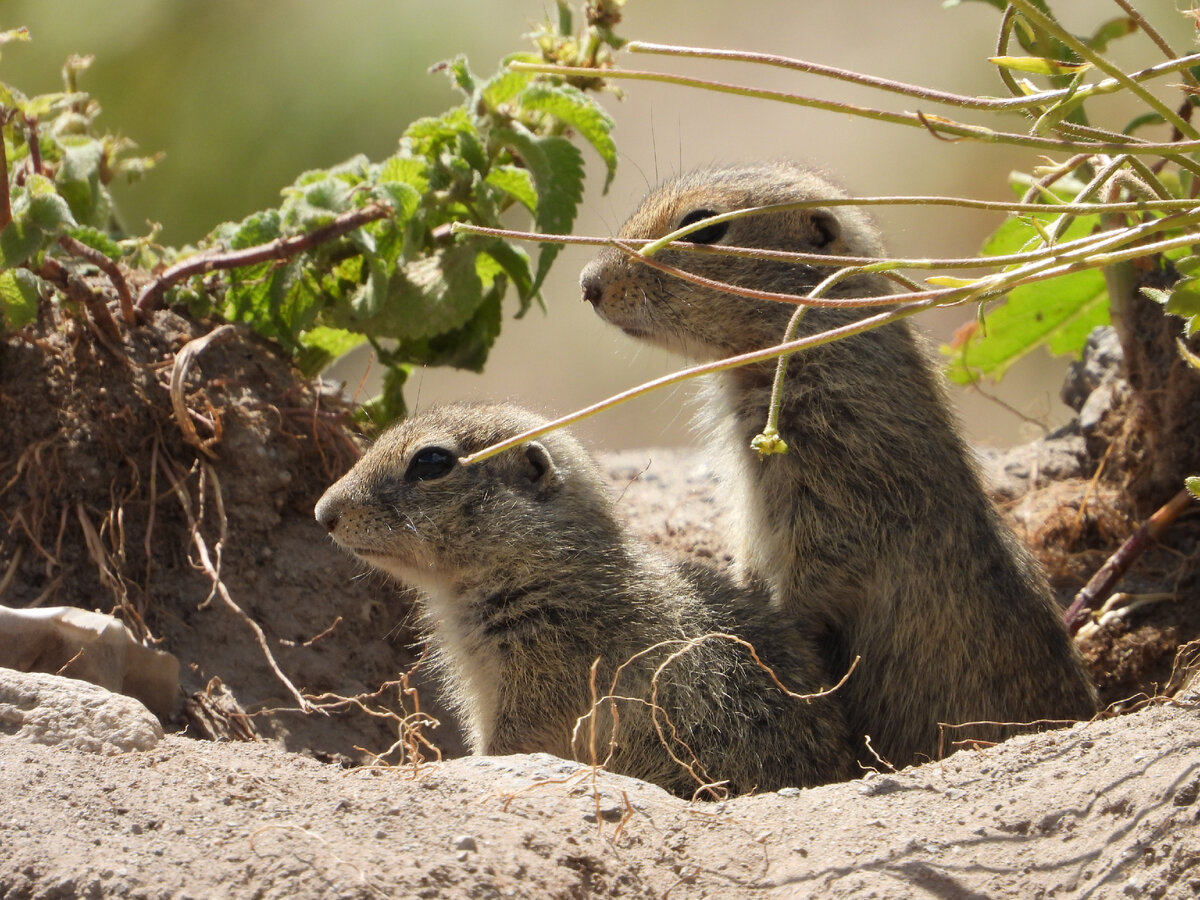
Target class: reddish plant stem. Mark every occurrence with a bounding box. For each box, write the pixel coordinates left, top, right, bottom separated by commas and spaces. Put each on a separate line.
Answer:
135, 201, 393, 312
1064, 487, 1196, 635
24, 115, 42, 177
38, 256, 123, 347
57, 234, 136, 325
0, 123, 11, 232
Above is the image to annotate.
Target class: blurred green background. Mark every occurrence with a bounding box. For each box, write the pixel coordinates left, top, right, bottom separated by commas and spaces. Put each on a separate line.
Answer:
3, 1, 1193, 450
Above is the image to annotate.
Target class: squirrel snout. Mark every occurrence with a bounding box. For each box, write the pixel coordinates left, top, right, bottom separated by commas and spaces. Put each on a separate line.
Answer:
314, 495, 341, 534
580, 263, 604, 306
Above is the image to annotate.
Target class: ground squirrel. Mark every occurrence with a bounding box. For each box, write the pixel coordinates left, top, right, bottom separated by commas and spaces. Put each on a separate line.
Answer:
580, 163, 1098, 768
315, 401, 853, 797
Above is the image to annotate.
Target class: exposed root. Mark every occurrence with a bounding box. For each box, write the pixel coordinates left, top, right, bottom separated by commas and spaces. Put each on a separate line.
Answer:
168, 324, 236, 459
157, 452, 312, 713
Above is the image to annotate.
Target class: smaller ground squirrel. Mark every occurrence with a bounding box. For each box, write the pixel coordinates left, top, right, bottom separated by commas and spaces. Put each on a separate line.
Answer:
581, 163, 1098, 768
315, 401, 853, 797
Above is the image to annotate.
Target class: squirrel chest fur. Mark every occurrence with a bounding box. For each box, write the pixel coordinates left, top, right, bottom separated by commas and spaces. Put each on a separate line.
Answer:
315, 401, 853, 797
581, 163, 1097, 768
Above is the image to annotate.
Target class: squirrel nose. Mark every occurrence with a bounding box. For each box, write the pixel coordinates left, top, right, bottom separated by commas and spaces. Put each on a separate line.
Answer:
314, 495, 340, 533
580, 263, 603, 306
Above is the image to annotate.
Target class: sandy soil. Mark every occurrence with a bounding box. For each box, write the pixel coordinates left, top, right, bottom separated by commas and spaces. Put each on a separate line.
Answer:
3, 682, 1199, 899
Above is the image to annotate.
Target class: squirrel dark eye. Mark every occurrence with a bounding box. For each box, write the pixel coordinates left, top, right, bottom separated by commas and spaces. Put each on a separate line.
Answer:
405, 446, 456, 482
677, 209, 728, 245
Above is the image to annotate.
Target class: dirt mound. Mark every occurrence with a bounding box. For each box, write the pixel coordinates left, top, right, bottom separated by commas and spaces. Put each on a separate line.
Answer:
0, 304, 466, 761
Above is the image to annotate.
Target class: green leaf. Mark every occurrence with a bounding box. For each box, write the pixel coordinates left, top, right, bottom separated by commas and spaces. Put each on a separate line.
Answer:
495, 127, 584, 293
296, 326, 366, 376
378, 154, 429, 193
944, 268, 1109, 383
0, 215, 45, 268
480, 68, 530, 108
480, 239, 535, 310
1186, 476, 1200, 501
1163, 279, 1200, 320
944, 211, 1108, 383
988, 56, 1092, 76
485, 165, 538, 214
342, 243, 484, 341
1087, 16, 1136, 53
25, 173, 77, 233
55, 137, 107, 227
457, 129, 488, 175
518, 82, 617, 190
404, 106, 476, 157
1124, 111, 1166, 135
0, 268, 39, 330
65, 225, 122, 260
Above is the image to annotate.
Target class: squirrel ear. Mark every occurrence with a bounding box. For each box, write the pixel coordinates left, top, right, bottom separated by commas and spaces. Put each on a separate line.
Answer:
810, 209, 841, 250
522, 442, 562, 495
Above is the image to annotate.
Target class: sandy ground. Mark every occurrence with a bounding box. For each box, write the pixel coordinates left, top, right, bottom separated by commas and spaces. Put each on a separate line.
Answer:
3, 682, 1199, 899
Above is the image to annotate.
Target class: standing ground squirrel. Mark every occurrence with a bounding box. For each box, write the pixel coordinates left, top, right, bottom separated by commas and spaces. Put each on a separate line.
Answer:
580, 163, 1097, 768
315, 401, 853, 797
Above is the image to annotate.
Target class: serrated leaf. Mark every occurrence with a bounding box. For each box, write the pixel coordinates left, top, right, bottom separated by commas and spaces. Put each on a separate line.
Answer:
1163, 278, 1200, 320
480, 239, 535, 309
943, 268, 1109, 383
496, 127, 584, 293
55, 138, 107, 227
518, 82, 617, 190
404, 106, 475, 156
989, 56, 1092, 76
283, 175, 354, 229
0, 268, 39, 330
343, 244, 484, 341
0, 214, 45, 267
370, 179, 422, 226
298, 326, 365, 371
1187, 475, 1200, 500
485, 165, 538, 214
65, 226, 122, 260
457, 129, 488, 174
25, 173, 76, 233
378, 154, 429, 193
480, 68, 530, 108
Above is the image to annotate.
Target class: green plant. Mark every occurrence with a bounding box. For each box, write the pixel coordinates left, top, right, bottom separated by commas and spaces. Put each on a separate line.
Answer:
0, 2, 624, 422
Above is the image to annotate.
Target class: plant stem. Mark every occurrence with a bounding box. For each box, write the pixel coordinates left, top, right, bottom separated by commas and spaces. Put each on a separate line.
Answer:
626, 40, 1200, 112
1064, 487, 1196, 635
0, 126, 10, 232
459, 300, 934, 467
135, 201, 393, 312
1007, 0, 1199, 140
58, 234, 136, 325
1108, 0, 1198, 89
509, 61, 1200, 155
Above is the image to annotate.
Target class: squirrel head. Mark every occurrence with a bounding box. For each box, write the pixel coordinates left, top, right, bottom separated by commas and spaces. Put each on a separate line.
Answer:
315, 402, 617, 594
581, 162, 890, 358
